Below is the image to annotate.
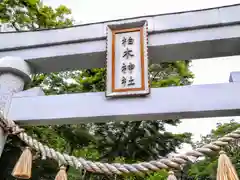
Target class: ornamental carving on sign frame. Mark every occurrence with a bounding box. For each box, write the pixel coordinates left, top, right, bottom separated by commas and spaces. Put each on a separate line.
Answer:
105, 20, 150, 97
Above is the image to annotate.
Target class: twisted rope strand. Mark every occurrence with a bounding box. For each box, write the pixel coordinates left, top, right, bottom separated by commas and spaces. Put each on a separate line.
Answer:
1, 116, 239, 175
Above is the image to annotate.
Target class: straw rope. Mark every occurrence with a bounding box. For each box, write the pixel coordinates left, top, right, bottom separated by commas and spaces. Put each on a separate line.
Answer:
0, 115, 239, 175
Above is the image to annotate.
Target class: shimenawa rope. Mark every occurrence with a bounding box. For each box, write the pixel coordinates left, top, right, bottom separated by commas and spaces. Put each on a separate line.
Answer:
0, 115, 239, 175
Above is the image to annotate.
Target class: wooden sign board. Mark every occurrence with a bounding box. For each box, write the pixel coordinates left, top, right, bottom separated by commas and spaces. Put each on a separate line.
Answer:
106, 21, 149, 97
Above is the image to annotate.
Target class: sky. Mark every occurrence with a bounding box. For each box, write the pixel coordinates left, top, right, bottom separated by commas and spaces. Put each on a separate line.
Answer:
44, 0, 240, 151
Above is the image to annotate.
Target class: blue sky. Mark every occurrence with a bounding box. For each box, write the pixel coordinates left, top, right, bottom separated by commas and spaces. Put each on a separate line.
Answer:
44, 0, 240, 151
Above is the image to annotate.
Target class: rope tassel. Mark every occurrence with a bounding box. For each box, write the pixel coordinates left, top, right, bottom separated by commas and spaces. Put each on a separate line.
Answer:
167, 171, 177, 180
55, 166, 68, 180
12, 147, 32, 179
217, 151, 239, 180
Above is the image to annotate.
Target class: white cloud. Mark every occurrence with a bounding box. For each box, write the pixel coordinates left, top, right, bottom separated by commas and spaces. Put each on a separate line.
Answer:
44, 0, 240, 23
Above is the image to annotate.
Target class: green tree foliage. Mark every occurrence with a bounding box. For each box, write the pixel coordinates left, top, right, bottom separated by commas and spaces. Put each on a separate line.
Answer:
0, 0, 73, 30
186, 120, 240, 180
0, 0, 195, 179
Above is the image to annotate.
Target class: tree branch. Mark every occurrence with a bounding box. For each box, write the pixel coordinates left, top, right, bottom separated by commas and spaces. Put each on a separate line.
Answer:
11, 22, 20, 31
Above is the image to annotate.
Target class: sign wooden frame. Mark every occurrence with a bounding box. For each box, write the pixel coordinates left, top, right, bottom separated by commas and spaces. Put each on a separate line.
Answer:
105, 21, 149, 97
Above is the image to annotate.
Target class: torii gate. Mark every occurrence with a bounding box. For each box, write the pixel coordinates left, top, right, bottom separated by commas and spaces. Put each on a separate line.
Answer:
0, 3, 240, 179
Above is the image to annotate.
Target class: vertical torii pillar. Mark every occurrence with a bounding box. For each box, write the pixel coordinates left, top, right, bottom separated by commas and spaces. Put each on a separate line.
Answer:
0, 56, 31, 156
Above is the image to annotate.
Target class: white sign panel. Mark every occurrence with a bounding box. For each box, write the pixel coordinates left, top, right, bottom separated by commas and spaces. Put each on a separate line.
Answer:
106, 21, 149, 97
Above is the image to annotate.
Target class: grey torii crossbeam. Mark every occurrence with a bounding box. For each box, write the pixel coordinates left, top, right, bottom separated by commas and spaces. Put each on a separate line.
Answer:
0, 4, 240, 156
1, 4, 240, 73
6, 75, 240, 125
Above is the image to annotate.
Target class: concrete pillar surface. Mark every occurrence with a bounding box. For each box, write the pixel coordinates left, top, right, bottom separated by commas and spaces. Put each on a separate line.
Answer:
0, 56, 31, 156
